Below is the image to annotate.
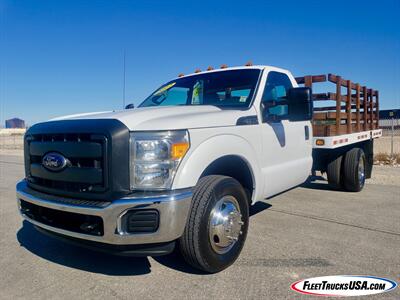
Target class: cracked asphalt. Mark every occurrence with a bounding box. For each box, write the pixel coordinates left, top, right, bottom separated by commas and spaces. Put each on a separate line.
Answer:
0, 154, 399, 299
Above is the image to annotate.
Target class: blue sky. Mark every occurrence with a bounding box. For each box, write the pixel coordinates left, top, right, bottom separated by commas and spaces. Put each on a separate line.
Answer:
1, 0, 399, 126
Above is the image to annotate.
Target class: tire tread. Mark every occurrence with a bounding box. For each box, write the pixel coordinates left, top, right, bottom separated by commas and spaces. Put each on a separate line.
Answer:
343, 148, 364, 192
327, 155, 343, 190
180, 175, 227, 271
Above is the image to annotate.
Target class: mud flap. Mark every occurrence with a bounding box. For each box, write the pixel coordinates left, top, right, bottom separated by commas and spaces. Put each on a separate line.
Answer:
364, 140, 374, 179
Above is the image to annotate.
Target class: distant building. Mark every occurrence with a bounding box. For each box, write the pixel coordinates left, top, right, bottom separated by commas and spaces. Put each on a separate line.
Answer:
379, 109, 399, 119
5, 118, 25, 129
379, 109, 399, 131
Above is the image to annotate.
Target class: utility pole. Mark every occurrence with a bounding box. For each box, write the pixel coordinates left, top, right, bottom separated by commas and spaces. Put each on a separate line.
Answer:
390, 111, 394, 159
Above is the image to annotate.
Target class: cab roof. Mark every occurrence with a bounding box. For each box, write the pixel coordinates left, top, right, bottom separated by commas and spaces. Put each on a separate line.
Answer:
173, 65, 290, 80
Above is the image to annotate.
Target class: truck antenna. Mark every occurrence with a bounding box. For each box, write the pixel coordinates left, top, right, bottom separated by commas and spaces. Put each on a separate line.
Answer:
122, 50, 126, 109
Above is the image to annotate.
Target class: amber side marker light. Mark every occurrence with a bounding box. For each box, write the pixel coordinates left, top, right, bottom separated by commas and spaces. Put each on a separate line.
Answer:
316, 139, 325, 146
171, 143, 190, 159
178, 73, 184, 77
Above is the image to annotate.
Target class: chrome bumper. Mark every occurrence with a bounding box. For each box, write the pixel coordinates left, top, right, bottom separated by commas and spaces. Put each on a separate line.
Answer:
16, 180, 192, 245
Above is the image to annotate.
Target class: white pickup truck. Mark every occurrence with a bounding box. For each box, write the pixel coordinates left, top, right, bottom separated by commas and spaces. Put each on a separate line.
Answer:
16, 65, 382, 273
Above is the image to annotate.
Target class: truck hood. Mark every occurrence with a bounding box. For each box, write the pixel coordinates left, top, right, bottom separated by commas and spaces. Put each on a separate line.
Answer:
51, 106, 257, 131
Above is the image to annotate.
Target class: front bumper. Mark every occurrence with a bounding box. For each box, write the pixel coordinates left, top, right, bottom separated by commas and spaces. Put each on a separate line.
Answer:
16, 180, 192, 246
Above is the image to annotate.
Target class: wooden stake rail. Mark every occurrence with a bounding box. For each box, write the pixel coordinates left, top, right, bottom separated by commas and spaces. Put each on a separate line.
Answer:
295, 74, 379, 137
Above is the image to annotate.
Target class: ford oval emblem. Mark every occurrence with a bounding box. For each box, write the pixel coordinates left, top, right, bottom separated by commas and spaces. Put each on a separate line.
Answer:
42, 152, 68, 172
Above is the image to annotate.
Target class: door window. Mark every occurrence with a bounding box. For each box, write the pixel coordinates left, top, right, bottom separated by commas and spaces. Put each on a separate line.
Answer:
261, 72, 293, 121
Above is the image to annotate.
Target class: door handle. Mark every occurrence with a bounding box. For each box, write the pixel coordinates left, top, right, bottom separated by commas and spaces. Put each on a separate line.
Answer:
304, 125, 310, 140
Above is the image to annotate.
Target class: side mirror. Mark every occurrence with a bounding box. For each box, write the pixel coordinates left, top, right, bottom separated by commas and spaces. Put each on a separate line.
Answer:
125, 103, 135, 109
287, 87, 313, 121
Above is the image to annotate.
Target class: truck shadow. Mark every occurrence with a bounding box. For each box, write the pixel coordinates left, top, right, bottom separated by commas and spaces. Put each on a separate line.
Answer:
300, 175, 338, 191
17, 202, 273, 276
249, 201, 272, 216
17, 221, 151, 276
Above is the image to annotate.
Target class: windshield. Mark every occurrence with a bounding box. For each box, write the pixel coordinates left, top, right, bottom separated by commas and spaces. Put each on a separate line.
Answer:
139, 69, 261, 109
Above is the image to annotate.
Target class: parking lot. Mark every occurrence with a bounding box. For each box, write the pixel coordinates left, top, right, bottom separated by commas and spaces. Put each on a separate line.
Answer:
1, 152, 399, 299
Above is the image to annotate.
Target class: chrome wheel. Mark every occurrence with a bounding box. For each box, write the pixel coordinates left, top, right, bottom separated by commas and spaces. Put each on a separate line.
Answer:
208, 195, 244, 254
358, 156, 365, 187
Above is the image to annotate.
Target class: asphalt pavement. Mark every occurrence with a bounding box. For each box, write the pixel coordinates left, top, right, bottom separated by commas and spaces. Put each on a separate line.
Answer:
0, 154, 399, 299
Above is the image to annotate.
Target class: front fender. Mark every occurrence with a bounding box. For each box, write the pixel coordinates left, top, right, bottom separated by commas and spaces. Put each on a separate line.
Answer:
172, 133, 262, 203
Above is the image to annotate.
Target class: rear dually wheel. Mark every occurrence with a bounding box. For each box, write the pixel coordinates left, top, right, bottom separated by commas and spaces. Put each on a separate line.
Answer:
343, 148, 366, 192
326, 154, 344, 190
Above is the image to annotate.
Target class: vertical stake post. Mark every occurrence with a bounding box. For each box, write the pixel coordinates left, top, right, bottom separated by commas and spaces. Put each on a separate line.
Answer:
335, 76, 342, 134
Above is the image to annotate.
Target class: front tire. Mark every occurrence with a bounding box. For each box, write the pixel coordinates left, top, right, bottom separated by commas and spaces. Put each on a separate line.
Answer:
179, 175, 249, 273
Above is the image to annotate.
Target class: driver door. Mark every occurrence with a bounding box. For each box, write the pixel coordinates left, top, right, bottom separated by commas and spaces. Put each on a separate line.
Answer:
259, 71, 312, 197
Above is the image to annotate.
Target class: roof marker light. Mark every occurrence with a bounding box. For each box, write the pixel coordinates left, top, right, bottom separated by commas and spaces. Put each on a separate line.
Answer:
194, 68, 201, 73
220, 64, 228, 69
207, 66, 214, 71
245, 61, 253, 66
178, 73, 184, 77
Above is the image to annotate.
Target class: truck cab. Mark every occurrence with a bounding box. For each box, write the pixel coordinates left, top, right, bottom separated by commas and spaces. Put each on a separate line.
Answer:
16, 65, 379, 273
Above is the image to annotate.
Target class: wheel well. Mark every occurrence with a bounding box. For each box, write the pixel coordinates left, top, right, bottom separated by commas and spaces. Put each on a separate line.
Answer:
200, 155, 254, 203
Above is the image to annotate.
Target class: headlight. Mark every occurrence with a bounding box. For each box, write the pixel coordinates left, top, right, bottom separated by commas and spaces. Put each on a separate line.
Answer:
129, 130, 190, 190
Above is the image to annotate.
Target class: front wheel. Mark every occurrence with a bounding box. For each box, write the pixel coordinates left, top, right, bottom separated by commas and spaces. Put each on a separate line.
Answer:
179, 175, 249, 273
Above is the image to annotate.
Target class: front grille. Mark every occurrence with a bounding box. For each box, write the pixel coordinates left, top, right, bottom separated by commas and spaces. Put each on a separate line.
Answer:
20, 200, 104, 236
26, 133, 108, 197
24, 119, 131, 200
